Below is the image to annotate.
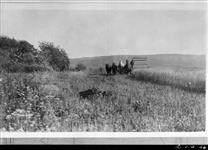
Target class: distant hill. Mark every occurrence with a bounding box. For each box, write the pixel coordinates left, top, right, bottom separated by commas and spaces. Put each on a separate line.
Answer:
71, 54, 206, 70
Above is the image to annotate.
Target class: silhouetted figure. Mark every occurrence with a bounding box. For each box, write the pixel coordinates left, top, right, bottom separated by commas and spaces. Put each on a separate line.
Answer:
124, 59, 130, 74
130, 59, 135, 74
130, 59, 134, 68
118, 60, 124, 74
105, 64, 112, 76
111, 62, 117, 75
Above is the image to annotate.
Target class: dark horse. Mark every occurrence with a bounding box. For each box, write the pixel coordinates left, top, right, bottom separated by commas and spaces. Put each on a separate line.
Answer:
105, 64, 112, 75
111, 62, 117, 75
123, 59, 134, 75
105, 60, 133, 76
105, 62, 118, 76
129, 59, 134, 74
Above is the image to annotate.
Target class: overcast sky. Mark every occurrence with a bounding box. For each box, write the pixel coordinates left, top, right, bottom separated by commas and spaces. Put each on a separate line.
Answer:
1, 2, 206, 58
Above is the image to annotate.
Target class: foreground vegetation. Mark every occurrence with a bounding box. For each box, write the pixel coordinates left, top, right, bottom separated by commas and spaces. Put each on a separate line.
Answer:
0, 68, 205, 132
0, 35, 205, 132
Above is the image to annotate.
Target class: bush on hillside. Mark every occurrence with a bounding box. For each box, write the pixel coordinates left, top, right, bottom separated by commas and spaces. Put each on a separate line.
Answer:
39, 42, 70, 72
88, 67, 105, 75
0, 36, 38, 64
0, 36, 71, 73
0, 36, 48, 73
75, 63, 86, 71
1, 62, 48, 73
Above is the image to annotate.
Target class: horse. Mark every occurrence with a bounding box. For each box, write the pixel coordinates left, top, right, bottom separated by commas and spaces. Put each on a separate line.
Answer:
123, 59, 130, 74
123, 59, 134, 75
105, 64, 112, 75
118, 60, 125, 74
129, 59, 134, 74
111, 62, 117, 75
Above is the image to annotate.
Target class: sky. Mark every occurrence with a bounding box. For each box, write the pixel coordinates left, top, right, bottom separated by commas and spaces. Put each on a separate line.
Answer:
1, 2, 207, 58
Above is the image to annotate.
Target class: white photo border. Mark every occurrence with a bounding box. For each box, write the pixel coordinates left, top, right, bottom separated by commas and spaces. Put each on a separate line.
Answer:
0, 0, 207, 139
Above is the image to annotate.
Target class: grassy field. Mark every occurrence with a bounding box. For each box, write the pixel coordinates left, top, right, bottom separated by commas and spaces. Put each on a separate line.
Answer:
132, 67, 205, 93
0, 65, 205, 132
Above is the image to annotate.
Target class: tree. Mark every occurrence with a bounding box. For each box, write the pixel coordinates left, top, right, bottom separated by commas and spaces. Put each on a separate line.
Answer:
7, 40, 37, 64
39, 42, 70, 71
0, 36, 19, 50
0, 36, 46, 73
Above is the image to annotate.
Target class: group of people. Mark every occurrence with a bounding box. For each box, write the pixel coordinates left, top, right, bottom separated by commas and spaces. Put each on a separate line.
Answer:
105, 59, 134, 75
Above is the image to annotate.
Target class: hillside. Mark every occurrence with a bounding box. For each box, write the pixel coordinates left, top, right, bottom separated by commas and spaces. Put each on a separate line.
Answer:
0, 71, 205, 132
71, 54, 206, 70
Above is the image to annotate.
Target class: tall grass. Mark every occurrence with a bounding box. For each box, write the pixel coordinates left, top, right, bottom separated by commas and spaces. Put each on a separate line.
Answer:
131, 68, 205, 93
0, 70, 205, 132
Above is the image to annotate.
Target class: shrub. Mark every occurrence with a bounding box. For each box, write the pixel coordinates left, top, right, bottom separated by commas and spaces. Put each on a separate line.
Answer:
0, 36, 47, 73
0, 36, 19, 50
75, 63, 86, 71
39, 42, 70, 72
0, 36, 38, 64
1, 62, 24, 73
88, 67, 105, 75
0, 73, 63, 131
0, 36, 70, 73
1, 62, 48, 73
23, 64, 49, 73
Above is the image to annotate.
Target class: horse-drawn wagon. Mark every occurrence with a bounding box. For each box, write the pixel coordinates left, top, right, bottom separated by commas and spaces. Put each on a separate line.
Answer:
105, 56, 149, 76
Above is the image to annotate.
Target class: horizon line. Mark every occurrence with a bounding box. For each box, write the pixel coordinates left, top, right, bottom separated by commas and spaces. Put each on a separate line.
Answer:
70, 53, 206, 59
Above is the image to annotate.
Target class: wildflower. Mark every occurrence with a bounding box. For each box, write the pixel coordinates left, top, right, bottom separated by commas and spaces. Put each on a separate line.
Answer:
0, 128, 7, 132
6, 115, 12, 120
9, 126, 15, 132
15, 109, 25, 114
17, 127, 24, 132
